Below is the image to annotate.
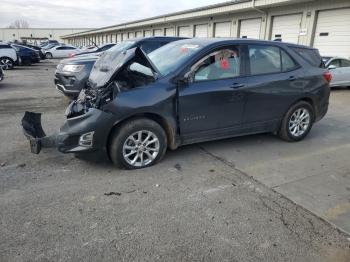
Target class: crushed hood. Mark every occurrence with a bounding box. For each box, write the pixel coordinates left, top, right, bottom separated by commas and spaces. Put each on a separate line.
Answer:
88, 47, 160, 89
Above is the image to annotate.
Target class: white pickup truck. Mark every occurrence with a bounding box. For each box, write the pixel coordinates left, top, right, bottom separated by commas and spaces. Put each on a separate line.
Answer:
0, 44, 18, 69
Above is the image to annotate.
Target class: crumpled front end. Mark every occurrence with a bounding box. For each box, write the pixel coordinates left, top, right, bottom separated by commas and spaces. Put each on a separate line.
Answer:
21, 47, 158, 156
22, 99, 116, 155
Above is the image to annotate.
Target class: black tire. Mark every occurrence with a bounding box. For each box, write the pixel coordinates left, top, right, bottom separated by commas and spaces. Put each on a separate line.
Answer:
0, 57, 14, 70
108, 118, 167, 169
45, 53, 53, 59
278, 101, 314, 142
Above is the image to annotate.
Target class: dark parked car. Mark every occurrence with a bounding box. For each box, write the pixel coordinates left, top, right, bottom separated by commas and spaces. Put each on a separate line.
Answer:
23, 43, 46, 60
22, 38, 331, 169
72, 43, 116, 57
11, 44, 40, 65
55, 37, 186, 99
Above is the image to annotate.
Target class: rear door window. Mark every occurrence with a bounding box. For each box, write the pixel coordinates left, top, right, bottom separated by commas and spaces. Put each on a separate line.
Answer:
340, 59, 350, 67
248, 45, 281, 75
248, 45, 298, 75
281, 50, 298, 71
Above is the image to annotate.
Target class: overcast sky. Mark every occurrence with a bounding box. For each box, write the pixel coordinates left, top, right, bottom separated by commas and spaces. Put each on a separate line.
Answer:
1, 0, 228, 28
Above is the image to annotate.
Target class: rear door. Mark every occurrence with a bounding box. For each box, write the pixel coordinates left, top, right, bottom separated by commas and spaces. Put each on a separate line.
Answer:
178, 45, 246, 137
242, 44, 302, 129
62, 47, 77, 57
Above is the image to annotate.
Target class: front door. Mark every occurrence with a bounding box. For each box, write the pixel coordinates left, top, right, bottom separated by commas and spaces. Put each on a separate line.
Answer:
178, 46, 246, 138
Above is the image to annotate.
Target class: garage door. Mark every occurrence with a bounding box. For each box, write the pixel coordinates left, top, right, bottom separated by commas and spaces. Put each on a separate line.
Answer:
313, 8, 350, 58
214, 22, 231, 37
117, 33, 121, 42
239, 18, 261, 39
194, 24, 208, 37
271, 14, 302, 43
165, 27, 175, 36
153, 29, 163, 36
111, 34, 116, 43
135, 31, 143, 38
129, 32, 135, 39
122, 33, 128, 41
144, 30, 152, 37
178, 26, 191, 37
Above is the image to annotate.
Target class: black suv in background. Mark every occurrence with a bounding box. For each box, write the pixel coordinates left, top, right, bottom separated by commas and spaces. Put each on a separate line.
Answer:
23, 39, 330, 169
54, 37, 186, 99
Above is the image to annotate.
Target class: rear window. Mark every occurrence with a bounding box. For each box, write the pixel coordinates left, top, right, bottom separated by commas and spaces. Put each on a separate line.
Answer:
290, 47, 324, 68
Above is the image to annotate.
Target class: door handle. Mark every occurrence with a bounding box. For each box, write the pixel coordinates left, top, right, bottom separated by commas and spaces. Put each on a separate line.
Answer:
288, 76, 296, 81
230, 83, 245, 89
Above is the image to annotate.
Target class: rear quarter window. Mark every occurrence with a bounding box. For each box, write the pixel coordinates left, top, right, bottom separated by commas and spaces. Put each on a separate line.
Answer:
290, 47, 324, 68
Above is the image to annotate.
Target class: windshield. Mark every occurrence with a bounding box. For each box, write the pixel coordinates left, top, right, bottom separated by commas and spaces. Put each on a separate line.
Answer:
148, 41, 204, 76
88, 41, 136, 88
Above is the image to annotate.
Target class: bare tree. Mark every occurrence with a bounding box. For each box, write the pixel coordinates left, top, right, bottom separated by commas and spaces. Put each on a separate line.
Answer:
8, 19, 30, 29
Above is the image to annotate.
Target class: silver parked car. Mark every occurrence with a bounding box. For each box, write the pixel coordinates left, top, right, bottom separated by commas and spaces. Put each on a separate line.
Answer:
323, 57, 350, 88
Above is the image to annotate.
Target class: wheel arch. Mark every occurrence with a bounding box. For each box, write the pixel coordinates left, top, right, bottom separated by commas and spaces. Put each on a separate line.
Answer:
106, 112, 179, 153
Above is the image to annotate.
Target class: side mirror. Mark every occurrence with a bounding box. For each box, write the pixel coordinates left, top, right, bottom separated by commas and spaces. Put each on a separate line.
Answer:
328, 65, 336, 70
177, 76, 190, 86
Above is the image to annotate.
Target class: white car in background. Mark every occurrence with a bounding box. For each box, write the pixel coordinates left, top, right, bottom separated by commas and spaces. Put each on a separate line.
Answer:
0, 43, 18, 69
323, 56, 350, 88
44, 45, 81, 59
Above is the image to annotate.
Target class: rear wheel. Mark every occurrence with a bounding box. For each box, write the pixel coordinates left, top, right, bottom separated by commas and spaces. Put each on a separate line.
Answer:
0, 57, 14, 70
109, 118, 167, 169
278, 101, 314, 142
45, 53, 53, 59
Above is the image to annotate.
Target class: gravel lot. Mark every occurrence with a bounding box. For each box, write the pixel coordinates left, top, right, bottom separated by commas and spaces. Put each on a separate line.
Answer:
0, 61, 349, 262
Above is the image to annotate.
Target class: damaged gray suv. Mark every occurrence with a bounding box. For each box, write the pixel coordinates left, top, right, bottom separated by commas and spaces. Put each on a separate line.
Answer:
22, 38, 330, 169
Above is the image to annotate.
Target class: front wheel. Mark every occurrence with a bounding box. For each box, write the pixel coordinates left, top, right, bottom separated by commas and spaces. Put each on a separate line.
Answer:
109, 118, 167, 169
278, 101, 314, 142
45, 53, 53, 59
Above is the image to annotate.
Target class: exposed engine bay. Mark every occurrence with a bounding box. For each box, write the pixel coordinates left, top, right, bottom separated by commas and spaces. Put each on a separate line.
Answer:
67, 60, 156, 118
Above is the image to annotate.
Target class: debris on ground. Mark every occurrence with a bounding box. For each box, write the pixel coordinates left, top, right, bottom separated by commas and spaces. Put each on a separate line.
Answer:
174, 163, 182, 171
17, 163, 26, 168
1, 162, 7, 167
104, 192, 122, 196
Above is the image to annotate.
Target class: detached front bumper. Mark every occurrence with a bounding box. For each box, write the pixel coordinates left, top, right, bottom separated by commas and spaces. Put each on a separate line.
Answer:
22, 105, 116, 155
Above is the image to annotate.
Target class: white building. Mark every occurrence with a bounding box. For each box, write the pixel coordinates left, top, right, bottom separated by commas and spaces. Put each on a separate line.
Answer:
61, 0, 350, 58
0, 28, 94, 44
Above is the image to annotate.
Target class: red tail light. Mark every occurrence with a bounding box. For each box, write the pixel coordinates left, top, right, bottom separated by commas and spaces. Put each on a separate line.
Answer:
323, 71, 332, 83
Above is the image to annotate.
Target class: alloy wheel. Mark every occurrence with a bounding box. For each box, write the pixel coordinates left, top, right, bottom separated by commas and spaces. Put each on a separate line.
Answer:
0, 58, 13, 70
122, 130, 160, 167
288, 108, 311, 137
